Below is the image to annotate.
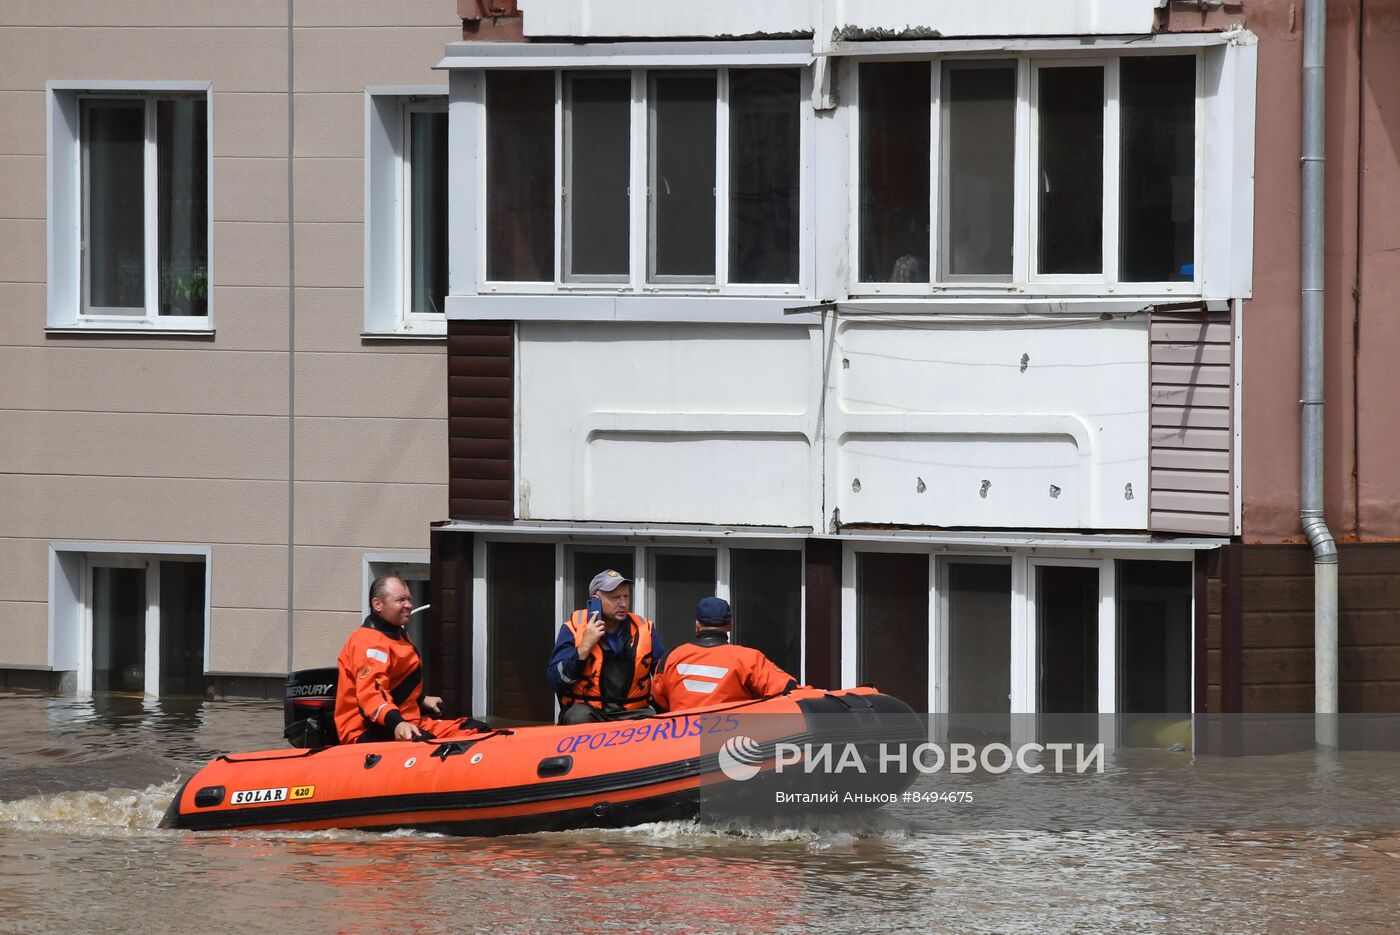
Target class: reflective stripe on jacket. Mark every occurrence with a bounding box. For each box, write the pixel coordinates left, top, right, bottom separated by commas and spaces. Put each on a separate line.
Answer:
652, 632, 796, 712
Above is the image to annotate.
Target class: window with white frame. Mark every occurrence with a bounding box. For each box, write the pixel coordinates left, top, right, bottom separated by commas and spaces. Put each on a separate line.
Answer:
855, 53, 1199, 294
482, 68, 804, 292
47, 85, 211, 330
365, 91, 448, 334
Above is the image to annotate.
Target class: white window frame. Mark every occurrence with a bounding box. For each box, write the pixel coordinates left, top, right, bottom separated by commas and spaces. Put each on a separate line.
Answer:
364, 87, 449, 337
46, 81, 214, 333
848, 50, 1207, 300
47, 542, 212, 695
475, 67, 810, 299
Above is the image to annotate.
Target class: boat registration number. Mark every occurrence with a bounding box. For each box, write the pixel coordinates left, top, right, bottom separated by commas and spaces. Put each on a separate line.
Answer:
231, 787, 288, 805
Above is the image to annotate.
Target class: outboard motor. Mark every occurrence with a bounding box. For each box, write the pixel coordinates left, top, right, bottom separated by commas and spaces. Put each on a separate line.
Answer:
283, 667, 339, 749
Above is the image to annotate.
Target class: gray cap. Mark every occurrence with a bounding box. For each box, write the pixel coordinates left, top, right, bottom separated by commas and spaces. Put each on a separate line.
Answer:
588, 569, 632, 594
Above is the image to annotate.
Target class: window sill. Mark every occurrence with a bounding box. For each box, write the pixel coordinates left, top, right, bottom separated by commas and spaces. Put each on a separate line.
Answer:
447, 293, 811, 325
46, 324, 215, 338
360, 330, 448, 343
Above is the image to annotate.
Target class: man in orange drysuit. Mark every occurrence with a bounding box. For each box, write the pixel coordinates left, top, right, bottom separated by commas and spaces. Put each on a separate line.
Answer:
334, 574, 480, 743
652, 597, 797, 712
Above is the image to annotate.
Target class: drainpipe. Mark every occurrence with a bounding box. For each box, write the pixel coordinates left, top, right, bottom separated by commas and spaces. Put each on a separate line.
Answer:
1301, 0, 1339, 740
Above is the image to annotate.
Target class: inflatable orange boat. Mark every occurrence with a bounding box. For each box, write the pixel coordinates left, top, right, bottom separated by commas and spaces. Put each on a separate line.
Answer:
161, 678, 922, 836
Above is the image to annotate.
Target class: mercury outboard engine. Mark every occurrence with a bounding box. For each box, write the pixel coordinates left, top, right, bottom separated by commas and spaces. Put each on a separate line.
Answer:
283, 667, 338, 749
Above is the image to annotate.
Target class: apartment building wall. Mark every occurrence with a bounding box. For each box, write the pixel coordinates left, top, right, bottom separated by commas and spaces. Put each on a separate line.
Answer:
0, 1, 460, 689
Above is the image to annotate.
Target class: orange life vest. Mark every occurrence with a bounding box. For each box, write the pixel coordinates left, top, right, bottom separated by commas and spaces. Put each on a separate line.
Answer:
559, 611, 656, 713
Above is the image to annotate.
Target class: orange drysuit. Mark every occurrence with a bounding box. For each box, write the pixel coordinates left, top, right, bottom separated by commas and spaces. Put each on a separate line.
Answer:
652, 631, 797, 711
334, 613, 476, 743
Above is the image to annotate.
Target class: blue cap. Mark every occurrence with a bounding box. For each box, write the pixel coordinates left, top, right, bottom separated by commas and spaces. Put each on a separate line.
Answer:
695, 596, 732, 625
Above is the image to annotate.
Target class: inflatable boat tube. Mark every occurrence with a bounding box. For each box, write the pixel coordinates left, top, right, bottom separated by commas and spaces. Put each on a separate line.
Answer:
161, 687, 922, 836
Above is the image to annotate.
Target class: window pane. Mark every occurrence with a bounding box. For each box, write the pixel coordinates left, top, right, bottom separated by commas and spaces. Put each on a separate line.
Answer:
566, 74, 630, 279
92, 566, 145, 693
570, 548, 635, 611
730, 548, 801, 679
947, 562, 1011, 732
84, 100, 145, 311
942, 63, 1015, 280
651, 551, 716, 654
1036, 565, 1098, 714
857, 551, 928, 711
859, 62, 930, 284
729, 69, 800, 285
649, 72, 716, 280
158, 560, 207, 697
409, 111, 449, 314
1037, 66, 1104, 275
488, 541, 556, 724
1120, 56, 1196, 282
1116, 560, 1191, 716
486, 72, 555, 282
156, 99, 208, 316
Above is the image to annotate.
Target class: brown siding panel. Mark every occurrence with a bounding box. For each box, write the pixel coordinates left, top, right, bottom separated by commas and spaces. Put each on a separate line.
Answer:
1208, 544, 1400, 713
1149, 305, 1234, 536
447, 321, 515, 521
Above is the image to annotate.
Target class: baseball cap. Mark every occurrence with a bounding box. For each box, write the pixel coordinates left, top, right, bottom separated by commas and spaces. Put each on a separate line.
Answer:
588, 569, 632, 594
695, 596, 732, 625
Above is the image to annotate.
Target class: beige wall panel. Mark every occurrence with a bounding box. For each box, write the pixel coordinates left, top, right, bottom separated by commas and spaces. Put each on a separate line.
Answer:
298, 2, 461, 28
297, 416, 446, 485
208, 543, 288, 610
295, 349, 446, 419
214, 92, 288, 159
295, 221, 362, 288
214, 156, 288, 223
0, 284, 288, 352
0, 90, 46, 156
0, 2, 283, 28
292, 287, 364, 353
204, 285, 289, 352
293, 28, 458, 93
0, 155, 43, 218
0, 600, 48, 667
0, 282, 45, 346
5, 475, 287, 545
292, 609, 359, 671
0, 29, 286, 93
1, 411, 287, 480
292, 92, 363, 159
208, 606, 287, 674
0, 538, 51, 603
0, 346, 288, 414
0, 218, 43, 284
294, 157, 362, 223
214, 220, 290, 288
292, 545, 369, 613
294, 481, 443, 550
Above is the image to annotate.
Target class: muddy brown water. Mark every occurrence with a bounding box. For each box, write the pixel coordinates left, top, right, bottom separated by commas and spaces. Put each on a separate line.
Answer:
2, 691, 1399, 934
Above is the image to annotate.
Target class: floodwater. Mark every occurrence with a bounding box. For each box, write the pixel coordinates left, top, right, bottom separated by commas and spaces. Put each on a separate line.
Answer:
2, 692, 1399, 935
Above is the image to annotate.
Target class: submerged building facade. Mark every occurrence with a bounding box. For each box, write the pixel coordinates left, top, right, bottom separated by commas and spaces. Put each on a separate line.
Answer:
429, 0, 1271, 727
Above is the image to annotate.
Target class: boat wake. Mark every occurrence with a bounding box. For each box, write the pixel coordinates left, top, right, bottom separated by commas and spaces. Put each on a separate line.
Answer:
0, 779, 181, 831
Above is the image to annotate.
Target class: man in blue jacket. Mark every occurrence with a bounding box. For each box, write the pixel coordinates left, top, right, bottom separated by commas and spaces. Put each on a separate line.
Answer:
546, 570, 668, 724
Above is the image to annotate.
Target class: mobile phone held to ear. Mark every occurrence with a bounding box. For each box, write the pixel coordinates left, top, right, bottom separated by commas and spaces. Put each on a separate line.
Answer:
586, 597, 602, 619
